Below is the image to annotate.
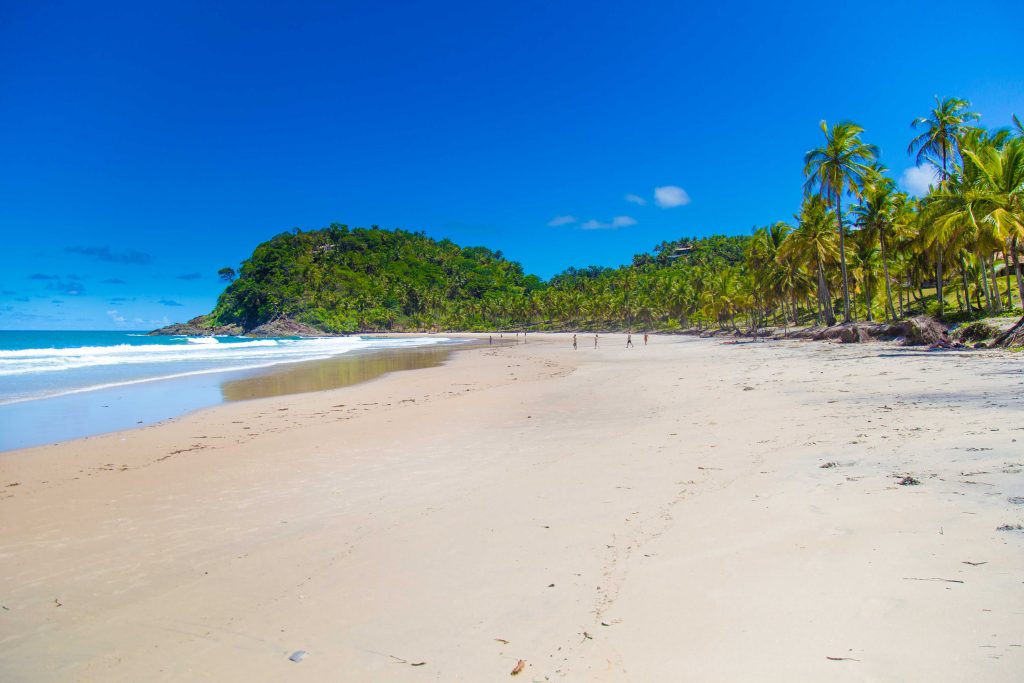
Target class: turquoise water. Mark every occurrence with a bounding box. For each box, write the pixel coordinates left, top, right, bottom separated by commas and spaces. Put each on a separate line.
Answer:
0, 330, 193, 351
0, 330, 449, 404
0, 330, 454, 450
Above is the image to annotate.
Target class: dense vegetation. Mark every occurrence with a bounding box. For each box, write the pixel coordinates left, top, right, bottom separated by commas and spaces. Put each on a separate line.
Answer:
210, 225, 542, 332
206, 98, 1023, 334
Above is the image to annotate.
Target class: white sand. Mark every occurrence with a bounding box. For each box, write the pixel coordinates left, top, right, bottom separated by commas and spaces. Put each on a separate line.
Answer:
0, 335, 1021, 681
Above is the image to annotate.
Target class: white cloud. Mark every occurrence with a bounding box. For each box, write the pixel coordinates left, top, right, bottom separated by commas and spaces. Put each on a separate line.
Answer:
106, 309, 126, 324
625, 193, 647, 205
547, 215, 578, 227
581, 215, 638, 230
899, 165, 938, 197
654, 185, 691, 208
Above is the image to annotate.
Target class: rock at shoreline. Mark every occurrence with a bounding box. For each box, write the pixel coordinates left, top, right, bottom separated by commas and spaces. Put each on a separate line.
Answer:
893, 316, 947, 346
148, 316, 243, 337
784, 316, 947, 346
245, 318, 329, 338
148, 315, 330, 338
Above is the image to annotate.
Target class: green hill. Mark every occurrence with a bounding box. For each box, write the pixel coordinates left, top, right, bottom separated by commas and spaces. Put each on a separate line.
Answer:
208, 223, 543, 333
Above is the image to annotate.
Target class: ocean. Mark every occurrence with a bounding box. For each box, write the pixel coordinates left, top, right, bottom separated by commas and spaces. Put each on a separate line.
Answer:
0, 330, 456, 451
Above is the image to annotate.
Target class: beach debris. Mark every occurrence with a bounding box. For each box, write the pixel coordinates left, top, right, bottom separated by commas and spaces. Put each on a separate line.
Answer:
495, 638, 510, 645
579, 631, 593, 643
743, 386, 754, 391
903, 577, 964, 583
820, 462, 838, 469
510, 659, 525, 676
53, 598, 62, 608
996, 524, 1024, 532
896, 475, 921, 486
962, 561, 987, 566
410, 661, 426, 666
826, 656, 860, 661
288, 650, 308, 662
1008, 496, 1024, 505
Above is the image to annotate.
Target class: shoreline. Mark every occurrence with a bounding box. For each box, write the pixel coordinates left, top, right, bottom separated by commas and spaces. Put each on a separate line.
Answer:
1, 334, 1021, 681
0, 336, 485, 452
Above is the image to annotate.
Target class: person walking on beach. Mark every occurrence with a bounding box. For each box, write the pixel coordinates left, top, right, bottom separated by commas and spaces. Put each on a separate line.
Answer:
594, 334, 599, 349
626, 333, 633, 348
572, 334, 577, 350
644, 333, 648, 346
489, 335, 492, 345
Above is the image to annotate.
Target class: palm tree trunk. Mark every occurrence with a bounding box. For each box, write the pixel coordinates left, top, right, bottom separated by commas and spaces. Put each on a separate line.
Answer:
989, 256, 1003, 313
936, 244, 945, 317
979, 252, 994, 312
959, 255, 973, 314
836, 193, 852, 322
879, 231, 896, 320
817, 259, 836, 325
1012, 236, 1024, 310
1004, 246, 1013, 307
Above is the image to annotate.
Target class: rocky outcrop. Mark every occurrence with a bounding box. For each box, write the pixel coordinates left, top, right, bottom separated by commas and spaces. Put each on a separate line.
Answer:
778, 316, 947, 346
890, 316, 947, 346
148, 316, 244, 337
150, 315, 330, 338
245, 318, 329, 338
810, 323, 873, 343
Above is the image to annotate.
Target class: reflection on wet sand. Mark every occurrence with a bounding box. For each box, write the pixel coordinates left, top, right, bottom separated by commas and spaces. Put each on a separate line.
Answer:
218, 345, 460, 402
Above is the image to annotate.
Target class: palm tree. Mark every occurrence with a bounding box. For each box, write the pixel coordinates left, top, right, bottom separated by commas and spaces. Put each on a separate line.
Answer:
781, 196, 840, 325
907, 97, 979, 314
849, 229, 881, 320
852, 172, 903, 319
962, 136, 1024, 309
909, 97, 980, 181
804, 121, 879, 322
748, 222, 792, 326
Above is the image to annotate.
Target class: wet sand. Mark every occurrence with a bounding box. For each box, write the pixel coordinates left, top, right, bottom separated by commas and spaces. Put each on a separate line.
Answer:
0, 340, 479, 451
0, 335, 1021, 681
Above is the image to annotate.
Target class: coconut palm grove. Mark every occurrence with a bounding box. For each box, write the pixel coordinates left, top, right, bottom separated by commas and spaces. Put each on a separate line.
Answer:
195, 98, 1023, 343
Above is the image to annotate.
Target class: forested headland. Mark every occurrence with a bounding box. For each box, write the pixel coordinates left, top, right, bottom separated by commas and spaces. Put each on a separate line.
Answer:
163, 98, 1024, 345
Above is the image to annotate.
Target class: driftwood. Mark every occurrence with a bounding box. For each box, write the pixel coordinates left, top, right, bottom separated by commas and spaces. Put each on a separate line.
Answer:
993, 315, 1024, 347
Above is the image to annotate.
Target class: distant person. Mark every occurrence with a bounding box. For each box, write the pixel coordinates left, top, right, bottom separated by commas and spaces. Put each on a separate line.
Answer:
572, 334, 577, 350
489, 335, 492, 345
644, 333, 649, 346
594, 334, 599, 349
626, 334, 633, 348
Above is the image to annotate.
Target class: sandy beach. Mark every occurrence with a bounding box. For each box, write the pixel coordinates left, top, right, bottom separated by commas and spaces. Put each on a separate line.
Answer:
0, 335, 1021, 682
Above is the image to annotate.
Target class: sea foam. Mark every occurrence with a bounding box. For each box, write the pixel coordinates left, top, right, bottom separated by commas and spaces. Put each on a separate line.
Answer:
0, 335, 450, 403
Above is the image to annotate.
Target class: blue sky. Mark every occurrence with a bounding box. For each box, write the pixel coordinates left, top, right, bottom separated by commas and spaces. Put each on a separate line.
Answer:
1, 0, 1021, 330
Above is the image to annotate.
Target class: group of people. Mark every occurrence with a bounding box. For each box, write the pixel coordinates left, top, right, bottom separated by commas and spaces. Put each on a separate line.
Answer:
572, 333, 648, 350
